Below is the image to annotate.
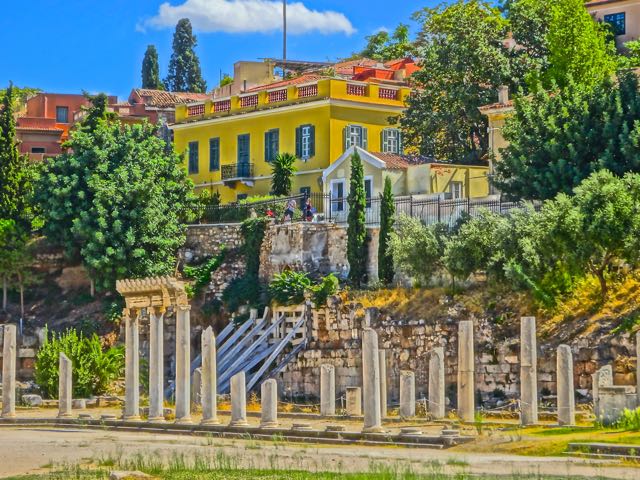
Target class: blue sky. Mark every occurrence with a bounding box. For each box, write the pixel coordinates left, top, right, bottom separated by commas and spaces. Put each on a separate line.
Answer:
0, 0, 439, 98
0, 0, 440, 100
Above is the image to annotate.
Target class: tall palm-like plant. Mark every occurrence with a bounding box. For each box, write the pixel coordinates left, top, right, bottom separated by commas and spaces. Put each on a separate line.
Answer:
271, 153, 297, 196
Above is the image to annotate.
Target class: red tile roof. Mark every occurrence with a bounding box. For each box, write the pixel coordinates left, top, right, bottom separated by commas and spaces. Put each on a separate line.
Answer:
245, 74, 326, 93
372, 152, 435, 169
132, 89, 210, 108
333, 58, 380, 76
478, 99, 515, 112
16, 117, 63, 133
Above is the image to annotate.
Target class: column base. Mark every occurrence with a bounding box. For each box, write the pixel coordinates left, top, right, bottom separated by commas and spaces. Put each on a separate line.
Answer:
362, 426, 386, 433
123, 415, 142, 422
148, 416, 166, 423
229, 419, 249, 427
1, 412, 17, 419
57, 413, 73, 419
260, 422, 279, 429
201, 418, 221, 426
175, 417, 193, 425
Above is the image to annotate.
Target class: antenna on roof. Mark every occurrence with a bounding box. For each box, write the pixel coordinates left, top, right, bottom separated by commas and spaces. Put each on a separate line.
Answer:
283, 0, 287, 79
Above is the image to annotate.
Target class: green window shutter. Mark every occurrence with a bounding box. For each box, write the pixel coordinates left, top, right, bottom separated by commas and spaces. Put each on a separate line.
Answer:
273, 129, 279, 159
188, 141, 199, 174
398, 131, 403, 154
265, 131, 270, 162
381, 129, 387, 153
343, 125, 349, 151
295, 126, 302, 158
209, 138, 219, 171
362, 127, 368, 150
309, 125, 316, 157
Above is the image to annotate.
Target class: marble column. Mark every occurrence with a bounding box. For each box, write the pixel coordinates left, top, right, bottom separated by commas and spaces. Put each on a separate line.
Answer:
457, 320, 475, 422
399, 370, 416, 418
123, 308, 140, 421
429, 347, 445, 419
636, 332, 640, 407
378, 350, 387, 418
346, 387, 362, 416
192, 368, 202, 405
320, 364, 335, 416
58, 353, 72, 418
260, 379, 278, 428
175, 305, 192, 424
201, 326, 220, 425
557, 344, 575, 426
362, 328, 383, 433
229, 371, 249, 426
1, 324, 16, 418
520, 316, 538, 425
148, 307, 165, 422
592, 365, 613, 420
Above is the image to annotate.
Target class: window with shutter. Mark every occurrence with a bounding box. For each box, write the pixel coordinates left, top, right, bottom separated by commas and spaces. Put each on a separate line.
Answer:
295, 126, 302, 158
237, 134, 250, 166
344, 124, 365, 150
209, 138, 220, 171
364, 177, 372, 208
382, 128, 400, 153
264, 129, 279, 162
188, 141, 199, 174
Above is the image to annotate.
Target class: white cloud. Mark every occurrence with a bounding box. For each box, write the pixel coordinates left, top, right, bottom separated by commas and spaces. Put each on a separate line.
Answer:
141, 0, 355, 35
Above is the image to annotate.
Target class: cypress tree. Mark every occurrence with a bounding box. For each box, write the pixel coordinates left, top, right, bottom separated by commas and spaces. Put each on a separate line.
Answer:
165, 19, 207, 93
0, 84, 31, 226
347, 151, 368, 287
378, 175, 395, 285
141, 45, 164, 90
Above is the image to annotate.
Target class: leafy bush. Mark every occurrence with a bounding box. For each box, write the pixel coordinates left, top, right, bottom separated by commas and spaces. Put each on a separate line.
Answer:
616, 407, 640, 431
35, 328, 124, 399
222, 275, 264, 312
269, 271, 312, 305
268, 271, 339, 306
312, 273, 339, 306
183, 248, 226, 297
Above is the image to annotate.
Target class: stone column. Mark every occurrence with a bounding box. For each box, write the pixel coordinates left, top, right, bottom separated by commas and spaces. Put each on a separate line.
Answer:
399, 370, 416, 418
457, 320, 475, 422
175, 305, 192, 424
148, 307, 165, 422
520, 316, 538, 425
229, 371, 249, 426
201, 326, 220, 425
260, 379, 278, 428
362, 328, 383, 433
192, 368, 202, 405
320, 364, 335, 416
557, 344, 575, 426
346, 387, 362, 416
123, 308, 140, 421
636, 331, 640, 407
592, 365, 613, 420
378, 350, 387, 418
1, 324, 16, 418
58, 353, 72, 418
429, 347, 445, 419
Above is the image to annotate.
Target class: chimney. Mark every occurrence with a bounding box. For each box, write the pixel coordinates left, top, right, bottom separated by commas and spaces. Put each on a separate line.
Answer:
498, 85, 509, 104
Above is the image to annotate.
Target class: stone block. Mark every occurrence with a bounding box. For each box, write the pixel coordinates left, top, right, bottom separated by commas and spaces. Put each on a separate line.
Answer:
22, 394, 43, 406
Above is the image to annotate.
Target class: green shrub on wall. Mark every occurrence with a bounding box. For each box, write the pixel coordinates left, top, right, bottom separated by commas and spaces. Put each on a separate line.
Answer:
268, 271, 339, 306
34, 328, 124, 399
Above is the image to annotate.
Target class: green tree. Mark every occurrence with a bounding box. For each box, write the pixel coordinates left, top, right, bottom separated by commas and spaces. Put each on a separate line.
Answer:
270, 153, 297, 196
141, 45, 164, 90
219, 74, 233, 87
402, 0, 510, 163
0, 219, 30, 312
621, 40, 640, 68
378, 176, 395, 284
543, 0, 617, 90
388, 214, 441, 286
347, 151, 368, 287
165, 18, 207, 93
360, 24, 413, 61
35, 121, 195, 290
76, 92, 116, 135
0, 84, 32, 227
495, 72, 640, 200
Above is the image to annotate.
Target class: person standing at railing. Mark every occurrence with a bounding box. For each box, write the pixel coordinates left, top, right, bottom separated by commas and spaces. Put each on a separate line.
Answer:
304, 198, 314, 222
283, 199, 297, 223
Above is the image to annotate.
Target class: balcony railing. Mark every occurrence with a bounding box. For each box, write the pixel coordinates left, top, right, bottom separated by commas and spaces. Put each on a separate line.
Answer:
221, 163, 255, 180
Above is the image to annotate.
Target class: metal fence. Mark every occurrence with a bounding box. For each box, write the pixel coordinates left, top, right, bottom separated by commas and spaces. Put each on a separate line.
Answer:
189, 193, 536, 226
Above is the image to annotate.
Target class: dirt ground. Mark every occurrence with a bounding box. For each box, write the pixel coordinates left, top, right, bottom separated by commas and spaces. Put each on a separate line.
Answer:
0, 424, 638, 479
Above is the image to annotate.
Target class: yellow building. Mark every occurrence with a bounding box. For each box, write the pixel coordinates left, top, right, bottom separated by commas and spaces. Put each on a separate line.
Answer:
322, 147, 490, 221
171, 75, 412, 203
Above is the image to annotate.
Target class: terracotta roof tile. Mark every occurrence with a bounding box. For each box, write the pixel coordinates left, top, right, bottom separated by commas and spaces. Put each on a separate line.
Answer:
478, 99, 515, 112
372, 152, 435, 169
245, 74, 326, 93
333, 58, 379, 76
16, 117, 63, 132
133, 89, 210, 108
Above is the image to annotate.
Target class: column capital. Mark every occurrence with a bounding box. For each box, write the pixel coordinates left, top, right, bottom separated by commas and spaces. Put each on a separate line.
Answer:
176, 304, 191, 312
153, 306, 167, 316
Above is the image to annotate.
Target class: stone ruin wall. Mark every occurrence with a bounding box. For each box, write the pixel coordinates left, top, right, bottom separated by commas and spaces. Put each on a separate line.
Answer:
279, 297, 638, 406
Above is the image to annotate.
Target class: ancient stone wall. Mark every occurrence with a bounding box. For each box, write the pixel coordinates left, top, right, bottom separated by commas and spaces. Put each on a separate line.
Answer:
279, 297, 638, 406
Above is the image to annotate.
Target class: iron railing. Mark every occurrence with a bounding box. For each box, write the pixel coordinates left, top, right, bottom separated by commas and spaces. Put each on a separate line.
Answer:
221, 163, 254, 180
188, 192, 538, 226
